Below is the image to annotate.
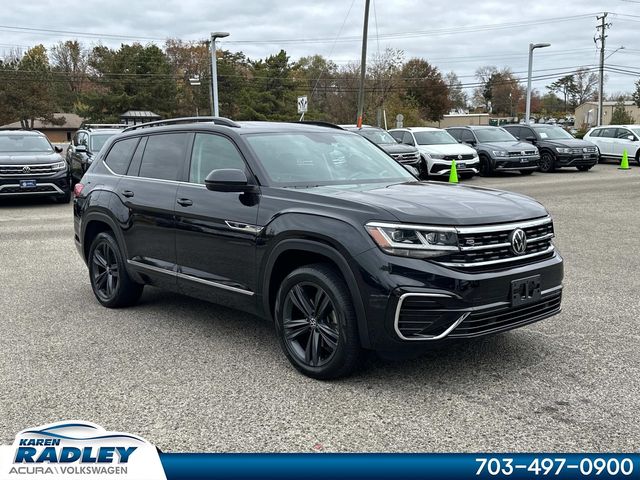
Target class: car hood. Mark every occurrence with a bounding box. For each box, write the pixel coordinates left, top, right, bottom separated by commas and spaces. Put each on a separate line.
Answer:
416, 143, 478, 156
540, 138, 596, 148
378, 143, 418, 155
0, 151, 63, 165
480, 141, 536, 152
302, 181, 548, 225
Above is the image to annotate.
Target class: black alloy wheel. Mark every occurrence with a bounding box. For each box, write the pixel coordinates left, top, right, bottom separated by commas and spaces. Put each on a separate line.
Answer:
479, 156, 493, 176
88, 232, 143, 308
275, 264, 361, 379
539, 152, 556, 173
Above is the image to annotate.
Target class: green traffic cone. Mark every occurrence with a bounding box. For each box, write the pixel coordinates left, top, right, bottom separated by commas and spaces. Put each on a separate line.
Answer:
619, 149, 630, 170
449, 159, 459, 183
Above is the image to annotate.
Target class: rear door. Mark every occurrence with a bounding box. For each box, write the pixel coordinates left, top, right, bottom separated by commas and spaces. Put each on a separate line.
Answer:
595, 127, 616, 157
174, 132, 260, 308
116, 132, 191, 288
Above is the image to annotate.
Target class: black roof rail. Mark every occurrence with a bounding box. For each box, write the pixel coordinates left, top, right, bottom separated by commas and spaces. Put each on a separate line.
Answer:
294, 121, 344, 130
121, 116, 240, 133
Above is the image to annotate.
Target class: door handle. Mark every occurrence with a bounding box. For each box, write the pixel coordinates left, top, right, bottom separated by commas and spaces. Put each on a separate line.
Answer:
121, 190, 135, 198
177, 198, 193, 207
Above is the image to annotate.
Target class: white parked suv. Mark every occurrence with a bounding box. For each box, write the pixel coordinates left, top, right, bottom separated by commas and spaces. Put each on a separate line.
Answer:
583, 125, 640, 166
389, 127, 480, 179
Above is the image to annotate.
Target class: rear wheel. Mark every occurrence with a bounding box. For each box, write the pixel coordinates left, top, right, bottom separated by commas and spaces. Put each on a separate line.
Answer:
479, 155, 493, 176
539, 151, 556, 173
577, 165, 593, 172
274, 263, 361, 379
88, 232, 143, 308
636, 151, 640, 166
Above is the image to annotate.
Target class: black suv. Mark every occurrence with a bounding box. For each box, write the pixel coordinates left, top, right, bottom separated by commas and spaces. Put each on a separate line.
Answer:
0, 130, 70, 203
340, 125, 422, 176
446, 126, 540, 176
74, 117, 564, 379
67, 124, 124, 184
503, 124, 599, 172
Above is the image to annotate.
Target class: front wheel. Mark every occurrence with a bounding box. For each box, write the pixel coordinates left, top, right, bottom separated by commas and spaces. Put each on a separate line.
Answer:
88, 232, 143, 308
274, 263, 362, 379
539, 152, 556, 173
479, 156, 493, 176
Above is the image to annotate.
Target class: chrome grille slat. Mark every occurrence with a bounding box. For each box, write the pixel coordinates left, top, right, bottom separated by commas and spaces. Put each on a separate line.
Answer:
0, 163, 57, 176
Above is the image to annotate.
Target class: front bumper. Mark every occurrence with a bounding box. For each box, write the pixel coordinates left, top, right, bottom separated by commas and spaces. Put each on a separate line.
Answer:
0, 170, 70, 197
555, 153, 598, 167
352, 246, 563, 350
494, 156, 540, 170
429, 159, 480, 176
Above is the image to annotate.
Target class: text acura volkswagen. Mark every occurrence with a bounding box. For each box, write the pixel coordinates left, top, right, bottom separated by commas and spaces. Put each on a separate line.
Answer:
73, 118, 564, 379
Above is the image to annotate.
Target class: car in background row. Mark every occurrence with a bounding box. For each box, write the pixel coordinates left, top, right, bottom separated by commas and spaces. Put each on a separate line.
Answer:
340, 125, 422, 176
503, 124, 599, 173
584, 125, 640, 166
446, 126, 539, 176
388, 127, 479, 179
67, 124, 124, 184
0, 130, 71, 203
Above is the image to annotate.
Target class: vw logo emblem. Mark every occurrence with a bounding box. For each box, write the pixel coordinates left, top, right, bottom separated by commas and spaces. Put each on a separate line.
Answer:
521, 151, 526, 155
457, 154, 462, 160
22, 166, 31, 174
509, 228, 527, 255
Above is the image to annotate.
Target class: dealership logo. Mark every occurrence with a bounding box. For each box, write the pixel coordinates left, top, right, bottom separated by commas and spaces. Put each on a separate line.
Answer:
22, 166, 31, 174
509, 228, 527, 255
0, 421, 167, 478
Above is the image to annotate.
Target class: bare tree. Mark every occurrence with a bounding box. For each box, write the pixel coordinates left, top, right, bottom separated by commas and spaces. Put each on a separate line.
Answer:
50, 40, 89, 94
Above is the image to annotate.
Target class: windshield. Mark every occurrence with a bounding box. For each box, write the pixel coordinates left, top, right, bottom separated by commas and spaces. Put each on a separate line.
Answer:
413, 130, 458, 145
245, 131, 415, 187
90, 133, 118, 152
474, 128, 517, 143
357, 129, 397, 145
0, 134, 53, 153
535, 127, 574, 140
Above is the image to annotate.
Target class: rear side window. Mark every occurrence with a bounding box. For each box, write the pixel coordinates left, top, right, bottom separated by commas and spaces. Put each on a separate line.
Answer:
189, 134, 246, 184
588, 129, 601, 137
103, 138, 139, 175
389, 131, 404, 142
461, 130, 476, 143
447, 129, 461, 141
402, 132, 414, 145
600, 128, 616, 138
504, 126, 520, 139
139, 133, 190, 181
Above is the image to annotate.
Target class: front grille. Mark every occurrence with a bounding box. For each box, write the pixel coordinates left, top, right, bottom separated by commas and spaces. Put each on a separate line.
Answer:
508, 150, 537, 157
435, 218, 555, 271
571, 147, 598, 154
449, 291, 562, 338
443, 154, 475, 161
391, 152, 420, 162
0, 164, 57, 176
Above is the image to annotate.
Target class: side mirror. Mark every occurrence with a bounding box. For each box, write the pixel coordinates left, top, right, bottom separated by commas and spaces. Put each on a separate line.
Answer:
395, 138, 402, 144
627, 135, 636, 141
205, 169, 257, 193
75, 144, 87, 153
465, 140, 477, 147
54, 146, 63, 153
525, 136, 537, 143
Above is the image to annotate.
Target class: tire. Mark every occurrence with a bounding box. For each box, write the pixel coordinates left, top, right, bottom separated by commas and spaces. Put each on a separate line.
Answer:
520, 170, 534, 176
577, 165, 592, 172
88, 232, 143, 308
479, 155, 493, 176
55, 189, 71, 204
418, 156, 430, 180
636, 152, 640, 167
539, 151, 556, 173
274, 263, 362, 380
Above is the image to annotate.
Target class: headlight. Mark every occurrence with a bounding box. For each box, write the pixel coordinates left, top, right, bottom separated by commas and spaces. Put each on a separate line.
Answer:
51, 161, 67, 171
365, 222, 459, 258
492, 150, 508, 157
556, 147, 572, 154
428, 153, 445, 160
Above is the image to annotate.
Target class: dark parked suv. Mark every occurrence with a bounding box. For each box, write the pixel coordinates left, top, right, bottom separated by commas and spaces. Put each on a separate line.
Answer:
67, 124, 124, 184
503, 124, 599, 172
446, 126, 540, 176
0, 130, 71, 203
74, 117, 564, 379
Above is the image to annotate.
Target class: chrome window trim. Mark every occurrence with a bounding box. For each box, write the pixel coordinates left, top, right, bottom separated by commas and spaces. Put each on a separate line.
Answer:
0, 183, 63, 194
127, 259, 254, 296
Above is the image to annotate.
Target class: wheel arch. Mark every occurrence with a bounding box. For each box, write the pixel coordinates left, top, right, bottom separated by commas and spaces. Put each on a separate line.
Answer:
81, 211, 128, 264
262, 238, 371, 349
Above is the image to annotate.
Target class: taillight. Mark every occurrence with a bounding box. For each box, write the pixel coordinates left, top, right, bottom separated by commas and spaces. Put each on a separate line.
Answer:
73, 183, 85, 198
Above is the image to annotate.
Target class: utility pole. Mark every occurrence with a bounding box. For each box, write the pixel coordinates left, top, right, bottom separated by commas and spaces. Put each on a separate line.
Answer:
356, 0, 371, 128
595, 12, 610, 126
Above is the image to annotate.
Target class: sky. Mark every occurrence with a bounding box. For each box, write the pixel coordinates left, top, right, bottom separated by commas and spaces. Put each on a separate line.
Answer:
1, 0, 639, 99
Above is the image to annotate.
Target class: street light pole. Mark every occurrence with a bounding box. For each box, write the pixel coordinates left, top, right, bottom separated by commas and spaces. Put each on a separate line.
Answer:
210, 31, 230, 117
525, 42, 550, 124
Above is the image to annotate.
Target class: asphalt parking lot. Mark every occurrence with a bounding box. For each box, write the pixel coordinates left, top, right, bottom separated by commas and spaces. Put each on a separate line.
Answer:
1, 163, 639, 452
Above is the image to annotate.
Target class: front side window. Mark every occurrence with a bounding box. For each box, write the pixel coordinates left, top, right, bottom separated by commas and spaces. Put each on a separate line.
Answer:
402, 132, 415, 146
461, 130, 476, 143
0, 134, 53, 153
447, 129, 461, 141
139, 133, 190, 181
616, 129, 633, 140
103, 138, 139, 175
244, 131, 414, 187
189, 134, 246, 184
389, 131, 404, 143
413, 130, 458, 145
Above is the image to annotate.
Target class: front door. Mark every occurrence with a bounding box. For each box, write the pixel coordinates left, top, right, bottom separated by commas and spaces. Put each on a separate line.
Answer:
174, 132, 260, 310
